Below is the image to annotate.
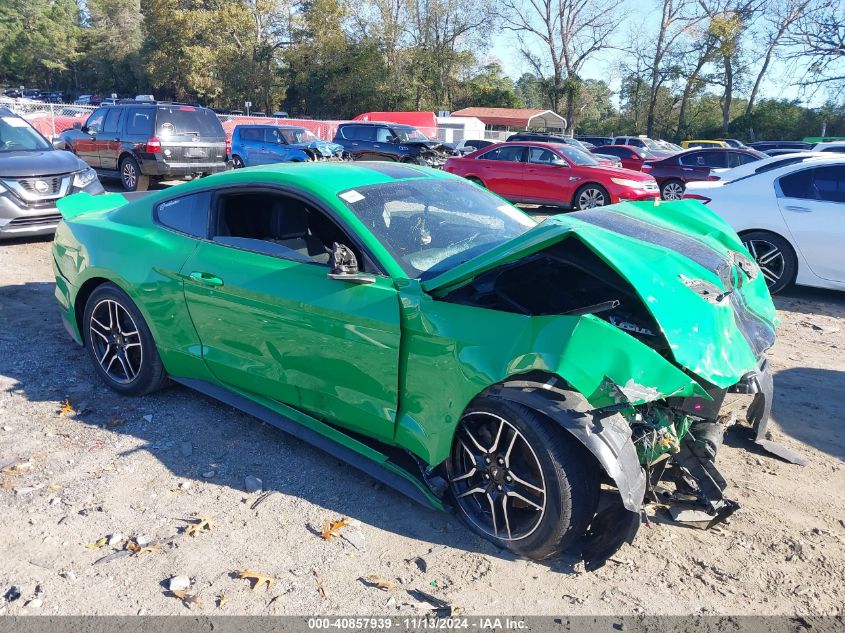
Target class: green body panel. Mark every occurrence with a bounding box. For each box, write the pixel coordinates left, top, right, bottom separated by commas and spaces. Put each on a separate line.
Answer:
394, 279, 709, 464
54, 164, 777, 473
423, 199, 777, 389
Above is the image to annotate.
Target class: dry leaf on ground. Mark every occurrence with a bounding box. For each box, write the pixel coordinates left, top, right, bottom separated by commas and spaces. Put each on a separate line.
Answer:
171, 590, 202, 608
86, 537, 108, 550
236, 569, 274, 591
321, 517, 349, 541
184, 516, 214, 537
363, 575, 396, 591
314, 570, 327, 598
58, 400, 75, 416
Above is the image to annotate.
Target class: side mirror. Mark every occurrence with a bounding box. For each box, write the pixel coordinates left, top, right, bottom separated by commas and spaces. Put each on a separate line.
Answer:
73, 122, 82, 130
327, 243, 375, 284
51, 137, 65, 150
550, 159, 568, 167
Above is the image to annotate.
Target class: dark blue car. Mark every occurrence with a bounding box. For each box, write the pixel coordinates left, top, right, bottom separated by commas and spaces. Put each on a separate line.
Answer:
230, 125, 345, 167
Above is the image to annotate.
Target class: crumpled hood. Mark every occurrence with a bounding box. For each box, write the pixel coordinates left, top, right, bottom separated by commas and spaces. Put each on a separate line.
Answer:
422, 199, 777, 389
292, 140, 344, 157
402, 141, 451, 154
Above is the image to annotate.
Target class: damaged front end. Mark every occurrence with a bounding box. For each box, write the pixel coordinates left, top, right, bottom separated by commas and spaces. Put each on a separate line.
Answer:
419, 199, 789, 568
300, 140, 347, 162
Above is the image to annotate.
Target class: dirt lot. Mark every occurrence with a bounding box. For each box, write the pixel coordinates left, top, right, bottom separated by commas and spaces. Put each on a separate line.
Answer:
0, 232, 843, 617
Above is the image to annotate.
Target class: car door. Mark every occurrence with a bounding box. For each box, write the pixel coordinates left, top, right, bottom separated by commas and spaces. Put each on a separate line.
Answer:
238, 128, 264, 165
263, 127, 291, 162
473, 145, 527, 199
523, 146, 574, 204
358, 126, 393, 161
97, 106, 124, 170
180, 187, 401, 441
76, 108, 107, 167
776, 165, 845, 283
677, 151, 714, 181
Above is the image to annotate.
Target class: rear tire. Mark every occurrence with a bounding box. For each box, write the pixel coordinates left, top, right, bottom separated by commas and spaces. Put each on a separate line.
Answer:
120, 156, 149, 192
740, 230, 797, 294
82, 283, 167, 396
447, 397, 599, 560
660, 179, 685, 200
232, 155, 245, 168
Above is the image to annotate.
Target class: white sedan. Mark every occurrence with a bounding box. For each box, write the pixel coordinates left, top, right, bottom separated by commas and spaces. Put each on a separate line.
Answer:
685, 156, 845, 293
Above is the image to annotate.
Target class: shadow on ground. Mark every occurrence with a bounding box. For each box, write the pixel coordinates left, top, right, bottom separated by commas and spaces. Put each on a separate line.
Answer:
1, 280, 527, 569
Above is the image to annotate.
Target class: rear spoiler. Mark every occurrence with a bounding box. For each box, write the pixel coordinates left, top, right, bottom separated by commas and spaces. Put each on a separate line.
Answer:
56, 191, 152, 220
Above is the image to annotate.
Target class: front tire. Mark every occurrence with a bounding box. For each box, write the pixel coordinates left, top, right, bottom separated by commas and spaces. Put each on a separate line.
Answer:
83, 283, 167, 396
573, 184, 609, 210
447, 397, 599, 560
660, 179, 685, 200
120, 156, 149, 192
741, 230, 797, 294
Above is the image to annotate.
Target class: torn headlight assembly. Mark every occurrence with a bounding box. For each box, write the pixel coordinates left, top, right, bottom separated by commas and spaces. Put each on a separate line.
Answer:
72, 167, 97, 189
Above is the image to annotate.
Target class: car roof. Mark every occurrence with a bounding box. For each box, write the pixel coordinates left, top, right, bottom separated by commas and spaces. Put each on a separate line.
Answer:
341, 121, 411, 127
235, 124, 305, 129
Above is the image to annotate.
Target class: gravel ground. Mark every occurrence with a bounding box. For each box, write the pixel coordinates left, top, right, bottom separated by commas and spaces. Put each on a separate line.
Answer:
0, 230, 843, 617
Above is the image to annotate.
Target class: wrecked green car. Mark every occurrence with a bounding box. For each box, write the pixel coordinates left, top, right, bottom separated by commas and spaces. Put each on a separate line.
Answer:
52, 163, 781, 569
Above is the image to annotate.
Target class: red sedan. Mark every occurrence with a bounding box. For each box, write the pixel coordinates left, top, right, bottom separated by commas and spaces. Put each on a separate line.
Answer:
443, 141, 660, 209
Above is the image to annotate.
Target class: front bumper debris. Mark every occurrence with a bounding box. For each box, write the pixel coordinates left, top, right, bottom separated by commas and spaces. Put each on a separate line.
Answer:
730, 359, 807, 465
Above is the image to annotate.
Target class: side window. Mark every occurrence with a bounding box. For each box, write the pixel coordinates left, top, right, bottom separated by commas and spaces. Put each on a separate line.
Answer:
125, 108, 153, 136
211, 191, 364, 268
629, 139, 644, 147
239, 128, 262, 142
375, 127, 394, 143
679, 151, 704, 166
496, 146, 526, 163
339, 125, 357, 140
727, 152, 745, 168
736, 152, 758, 165
478, 148, 500, 160
266, 128, 283, 143
85, 108, 107, 133
600, 147, 621, 157
527, 148, 558, 164
778, 168, 814, 199
822, 146, 845, 154
156, 191, 212, 238
812, 166, 845, 203
102, 108, 122, 134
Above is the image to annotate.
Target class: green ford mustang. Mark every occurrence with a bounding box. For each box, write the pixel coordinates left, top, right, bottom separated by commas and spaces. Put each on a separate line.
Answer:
53, 162, 783, 569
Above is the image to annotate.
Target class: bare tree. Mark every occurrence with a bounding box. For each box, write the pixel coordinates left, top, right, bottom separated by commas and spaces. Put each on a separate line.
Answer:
643, 0, 702, 136
784, 0, 845, 93
497, 0, 624, 129
698, 0, 764, 133
744, 0, 814, 117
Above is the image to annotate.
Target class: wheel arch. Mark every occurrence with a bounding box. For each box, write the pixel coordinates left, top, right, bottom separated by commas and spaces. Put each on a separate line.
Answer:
472, 372, 646, 514
74, 276, 112, 334
736, 227, 800, 283
572, 181, 609, 205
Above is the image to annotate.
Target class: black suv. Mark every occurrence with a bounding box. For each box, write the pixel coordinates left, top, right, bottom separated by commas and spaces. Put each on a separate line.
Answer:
0, 107, 104, 239
506, 132, 622, 167
575, 135, 614, 146
332, 122, 451, 167
59, 102, 230, 191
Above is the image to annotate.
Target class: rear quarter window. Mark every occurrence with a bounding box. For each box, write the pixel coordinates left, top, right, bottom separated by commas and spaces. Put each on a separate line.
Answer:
125, 108, 154, 136
155, 191, 212, 237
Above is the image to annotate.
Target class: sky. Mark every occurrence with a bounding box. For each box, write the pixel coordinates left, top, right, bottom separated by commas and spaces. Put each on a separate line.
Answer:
486, 0, 821, 109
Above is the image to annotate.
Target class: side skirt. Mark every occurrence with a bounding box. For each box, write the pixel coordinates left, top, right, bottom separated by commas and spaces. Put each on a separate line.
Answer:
172, 377, 447, 511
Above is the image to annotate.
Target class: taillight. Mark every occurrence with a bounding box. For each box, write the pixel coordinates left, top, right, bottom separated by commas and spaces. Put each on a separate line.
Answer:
707, 174, 720, 181
683, 193, 711, 204
145, 137, 161, 153
641, 164, 652, 171
225, 138, 231, 156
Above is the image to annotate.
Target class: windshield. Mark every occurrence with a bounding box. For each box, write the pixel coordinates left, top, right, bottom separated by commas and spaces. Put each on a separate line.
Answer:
550, 143, 599, 166
338, 179, 536, 278
0, 114, 51, 152
280, 127, 319, 144
642, 138, 662, 150
393, 126, 429, 142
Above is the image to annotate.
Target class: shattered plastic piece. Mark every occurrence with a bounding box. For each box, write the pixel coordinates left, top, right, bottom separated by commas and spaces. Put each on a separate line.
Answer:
3, 586, 21, 603
168, 576, 191, 592
58, 399, 75, 416
86, 537, 108, 550
243, 476, 263, 493
668, 507, 717, 524
237, 569, 274, 591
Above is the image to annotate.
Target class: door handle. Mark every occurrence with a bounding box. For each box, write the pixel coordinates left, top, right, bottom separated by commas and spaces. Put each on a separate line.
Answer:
189, 271, 224, 286
112, 138, 119, 142
784, 205, 811, 212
